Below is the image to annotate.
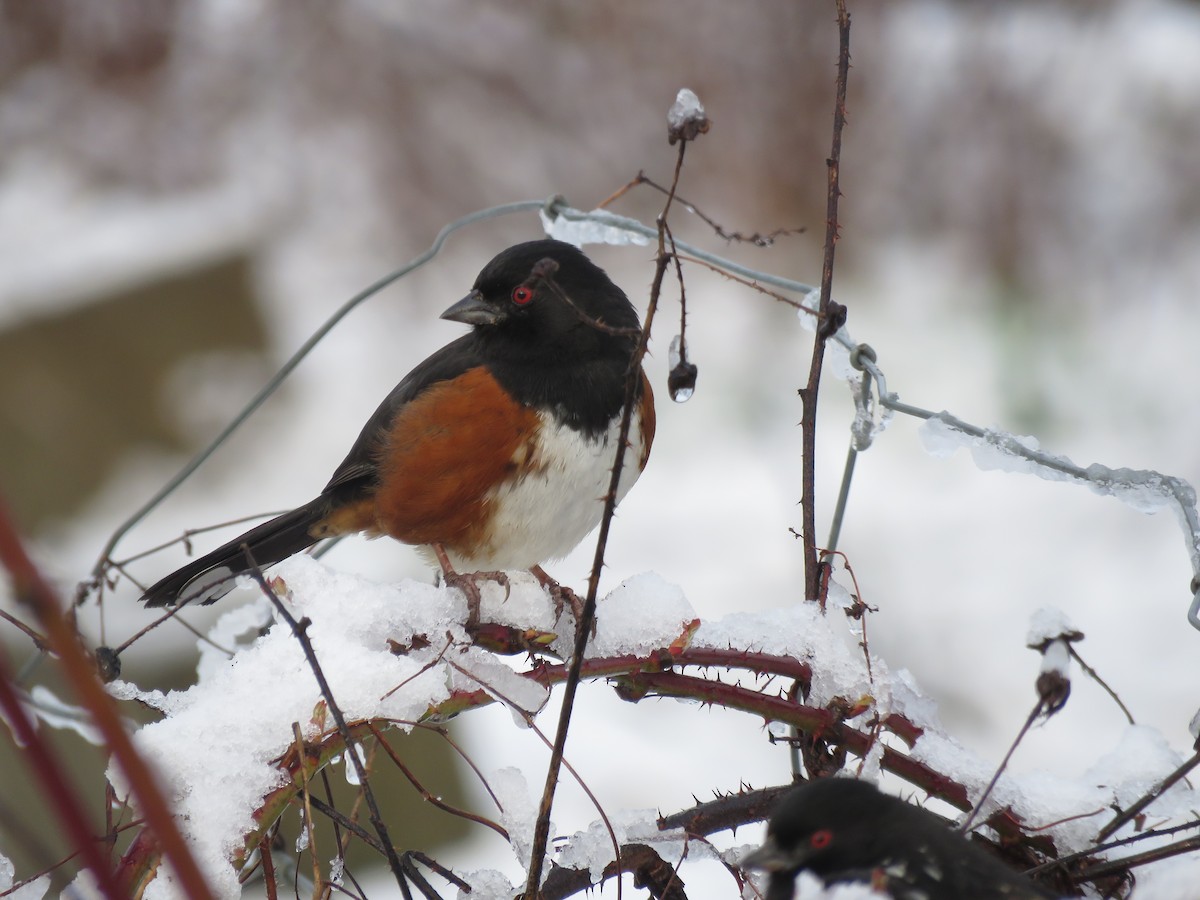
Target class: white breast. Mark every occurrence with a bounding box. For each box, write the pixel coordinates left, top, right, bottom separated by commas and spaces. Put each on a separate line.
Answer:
452, 408, 650, 572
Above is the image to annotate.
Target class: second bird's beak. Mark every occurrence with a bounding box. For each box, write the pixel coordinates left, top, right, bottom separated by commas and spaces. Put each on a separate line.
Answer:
441, 290, 505, 326
741, 836, 796, 873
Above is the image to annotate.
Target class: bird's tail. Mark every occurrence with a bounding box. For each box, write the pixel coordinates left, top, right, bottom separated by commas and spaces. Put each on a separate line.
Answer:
140, 500, 328, 607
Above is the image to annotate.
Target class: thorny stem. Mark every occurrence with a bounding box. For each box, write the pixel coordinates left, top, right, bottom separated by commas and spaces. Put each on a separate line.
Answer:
800, 0, 851, 606
616, 670, 1043, 847
522, 140, 685, 898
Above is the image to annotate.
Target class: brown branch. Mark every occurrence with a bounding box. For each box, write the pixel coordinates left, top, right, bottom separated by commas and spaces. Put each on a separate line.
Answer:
0, 495, 215, 900
613, 670, 1048, 849
800, 0, 852, 605
259, 833, 279, 900
427, 643, 813, 719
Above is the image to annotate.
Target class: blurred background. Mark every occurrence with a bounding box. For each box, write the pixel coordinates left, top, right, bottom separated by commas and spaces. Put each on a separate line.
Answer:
2, 0, 1200, 894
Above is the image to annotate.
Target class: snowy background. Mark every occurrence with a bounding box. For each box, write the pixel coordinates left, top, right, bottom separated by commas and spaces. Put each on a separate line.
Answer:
2, 1, 1200, 897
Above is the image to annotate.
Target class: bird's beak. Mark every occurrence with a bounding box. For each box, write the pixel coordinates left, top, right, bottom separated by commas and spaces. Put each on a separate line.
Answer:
740, 836, 795, 873
441, 290, 505, 326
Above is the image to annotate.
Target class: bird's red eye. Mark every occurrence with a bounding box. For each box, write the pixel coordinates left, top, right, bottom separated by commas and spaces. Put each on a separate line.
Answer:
809, 829, 833, 850
511, 285, 534, 306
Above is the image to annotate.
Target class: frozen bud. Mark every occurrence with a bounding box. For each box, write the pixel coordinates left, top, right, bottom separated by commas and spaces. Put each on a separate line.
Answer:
94, 646, 121, 683
667, 334, 698, 402
1026, 608, 1081, 718
1033, 636, 1077, 717
667, 88, 710, 144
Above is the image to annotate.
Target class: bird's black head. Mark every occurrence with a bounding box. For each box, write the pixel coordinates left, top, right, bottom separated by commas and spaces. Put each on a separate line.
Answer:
743, 779, 892, 882
441, 239, 640, 365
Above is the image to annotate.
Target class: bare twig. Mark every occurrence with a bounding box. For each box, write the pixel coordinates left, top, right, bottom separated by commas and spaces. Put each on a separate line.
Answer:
449, 657, 624, 899
291, 722, 323, 897
259, 833, 279, 900
366, 722, 509, 839
597, 170, 804, 247
0, 607, 48, 652
799, 0, 851, 606
1026, 817, 1200, 878
671, 252, 808, 311
1068, 645, 1136, 725
242, 555, 412, 900
959, 700, 1044, 834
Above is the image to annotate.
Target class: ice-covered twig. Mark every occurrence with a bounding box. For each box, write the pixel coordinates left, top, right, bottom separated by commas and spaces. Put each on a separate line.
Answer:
846, 351, 1200, 632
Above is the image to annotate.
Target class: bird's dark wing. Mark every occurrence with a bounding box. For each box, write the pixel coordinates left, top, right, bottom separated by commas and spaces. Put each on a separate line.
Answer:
321, 333, 482, 494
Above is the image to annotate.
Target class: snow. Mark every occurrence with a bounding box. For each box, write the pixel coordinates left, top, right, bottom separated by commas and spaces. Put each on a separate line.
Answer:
491, 766, 541, 873
0, 853, 48, 900
105, 557, 475, 898
1025, 606, 1080, 648
667, 89, 706, 132
538, 206, 650, 248
1037, 638, 1070, 680
587, 572, 695, 658
553, 808, 691, 887
1085, 726, 1193, 818
0, 685, 107, 748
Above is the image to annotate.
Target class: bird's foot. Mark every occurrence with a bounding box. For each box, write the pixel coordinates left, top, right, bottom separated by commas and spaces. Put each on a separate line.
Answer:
433, 545, 510, 627
530, 565, 594, 640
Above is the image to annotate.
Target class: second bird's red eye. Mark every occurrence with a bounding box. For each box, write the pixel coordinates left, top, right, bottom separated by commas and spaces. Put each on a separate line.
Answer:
512, 285, 534, 306
810, 829, 833, 850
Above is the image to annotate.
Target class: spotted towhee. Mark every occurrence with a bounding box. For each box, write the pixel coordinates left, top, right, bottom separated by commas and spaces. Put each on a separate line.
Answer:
742, 778, 1057, 900
140, 239, 654, 608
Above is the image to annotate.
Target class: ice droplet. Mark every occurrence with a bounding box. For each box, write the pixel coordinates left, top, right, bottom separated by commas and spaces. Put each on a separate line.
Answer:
667, 334, 698, 402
